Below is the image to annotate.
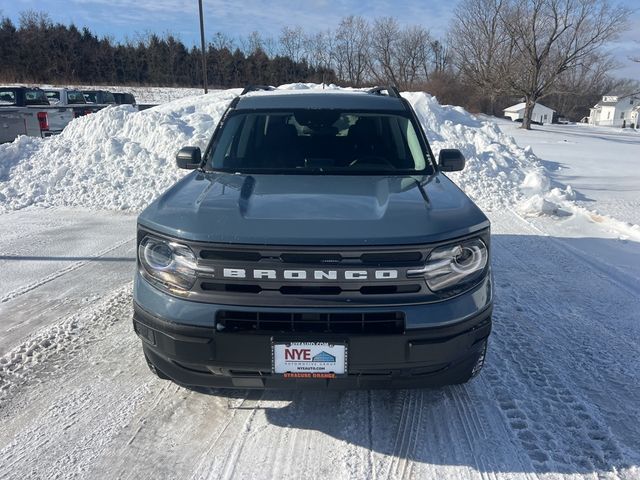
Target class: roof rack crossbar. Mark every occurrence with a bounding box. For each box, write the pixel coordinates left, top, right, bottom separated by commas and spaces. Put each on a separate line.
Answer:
367, 86, 401, 98
241, 85, 276, 95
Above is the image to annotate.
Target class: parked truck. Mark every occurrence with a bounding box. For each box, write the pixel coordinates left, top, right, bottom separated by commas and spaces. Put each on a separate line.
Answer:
43, 87, 94, 119
0, 86, 73, 137
113, 92, 136, 106
0, 87, 57, 142
82, 89, 116, 106
0, 106, 44, 143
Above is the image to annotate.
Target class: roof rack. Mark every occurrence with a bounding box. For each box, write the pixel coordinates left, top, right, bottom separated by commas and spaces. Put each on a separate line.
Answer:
367, 86, 401, 98
240, 85, 276, 95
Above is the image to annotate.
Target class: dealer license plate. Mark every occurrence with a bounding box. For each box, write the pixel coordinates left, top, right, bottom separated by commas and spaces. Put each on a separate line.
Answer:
272, 342, 347, 378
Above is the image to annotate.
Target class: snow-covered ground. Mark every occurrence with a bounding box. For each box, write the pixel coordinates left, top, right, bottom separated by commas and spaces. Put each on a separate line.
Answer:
496, 119, 640, 225
0, 86, 639, 479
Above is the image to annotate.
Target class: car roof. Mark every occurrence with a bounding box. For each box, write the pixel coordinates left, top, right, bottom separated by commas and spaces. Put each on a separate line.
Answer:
235, 91, 407, 112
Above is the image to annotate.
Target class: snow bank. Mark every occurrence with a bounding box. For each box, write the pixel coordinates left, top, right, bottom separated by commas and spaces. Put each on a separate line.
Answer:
0, 90, 239, 211
0, 84, 564, 214
404, 92, 578, 213
406, 93, 532, 210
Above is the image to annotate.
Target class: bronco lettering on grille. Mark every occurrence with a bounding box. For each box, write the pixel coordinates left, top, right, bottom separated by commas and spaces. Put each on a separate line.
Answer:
209, 269, 399, 281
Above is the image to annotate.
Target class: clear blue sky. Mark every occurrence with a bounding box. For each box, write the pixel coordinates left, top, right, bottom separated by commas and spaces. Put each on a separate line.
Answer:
3, 0, 639, 79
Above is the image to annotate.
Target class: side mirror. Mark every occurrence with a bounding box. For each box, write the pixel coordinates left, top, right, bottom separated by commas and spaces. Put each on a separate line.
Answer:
438, 149, 465, 172
176, 146, 202, 170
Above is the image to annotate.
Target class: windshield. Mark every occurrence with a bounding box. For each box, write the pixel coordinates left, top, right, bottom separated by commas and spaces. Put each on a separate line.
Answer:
24, 89, 50, 106
83, 91, 115, 104
45, 91, 61, 103
102, 92, 116, 104
67, 91, 86, 104
206, 110, 433, 175
0, 89, 17, 105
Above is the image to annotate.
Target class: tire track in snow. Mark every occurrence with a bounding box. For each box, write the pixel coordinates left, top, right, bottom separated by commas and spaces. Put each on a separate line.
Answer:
381, 390, 424, 480
449, 385, 500, 480
0, 285, 133, 399
486, 318, 628, 475
264, 394, 295, 480
0, 236, 134, 304
0, 290, 149, 480
188, 390, 264, 480
120, 382, 175, 449
217, 393, 265, 480
186, 392, 249, 478
485, 218, 639, 475
388, 384, 538, 480
508, 208, 640, 297
367, 389, 376, 478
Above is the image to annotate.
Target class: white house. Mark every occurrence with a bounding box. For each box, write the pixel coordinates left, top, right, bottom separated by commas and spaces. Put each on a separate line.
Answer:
631, 105, 640, 129
588, 93, 640, 128
503, 102, 555, 124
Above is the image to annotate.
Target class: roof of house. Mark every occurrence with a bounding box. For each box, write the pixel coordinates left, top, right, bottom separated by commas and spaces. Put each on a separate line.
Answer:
503, 102, 555, 112
595, 92, 640, 108
604, 91, 640, 99
593, 101, 619, 107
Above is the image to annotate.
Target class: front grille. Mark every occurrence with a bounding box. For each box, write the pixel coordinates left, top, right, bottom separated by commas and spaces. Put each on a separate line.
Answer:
198, 248, 425, 265
188, 242, 435, 306
216, 310, 405, 334
199, 282, 423, 296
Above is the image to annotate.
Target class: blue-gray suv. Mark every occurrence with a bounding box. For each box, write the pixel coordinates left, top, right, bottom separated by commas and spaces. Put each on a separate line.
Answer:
133, 86, 492, 389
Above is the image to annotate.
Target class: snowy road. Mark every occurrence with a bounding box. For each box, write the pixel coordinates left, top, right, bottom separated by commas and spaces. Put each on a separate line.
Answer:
0, 209, 136, 356
1, 208, 638, 480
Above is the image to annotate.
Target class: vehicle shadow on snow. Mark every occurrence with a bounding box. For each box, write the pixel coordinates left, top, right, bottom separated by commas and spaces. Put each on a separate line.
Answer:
195, 234, 640, 477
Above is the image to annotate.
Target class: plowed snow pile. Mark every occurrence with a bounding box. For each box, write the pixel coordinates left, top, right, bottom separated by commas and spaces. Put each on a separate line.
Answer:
0, 84, 566, 213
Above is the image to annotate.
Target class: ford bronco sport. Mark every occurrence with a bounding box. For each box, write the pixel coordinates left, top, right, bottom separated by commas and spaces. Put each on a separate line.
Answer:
133, 86, 492, 389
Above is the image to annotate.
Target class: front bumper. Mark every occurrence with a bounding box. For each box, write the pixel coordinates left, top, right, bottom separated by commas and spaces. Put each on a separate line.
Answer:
133, 279, 493, 389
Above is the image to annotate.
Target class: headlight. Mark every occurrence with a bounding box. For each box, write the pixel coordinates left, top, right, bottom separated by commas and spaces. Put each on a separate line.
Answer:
138, 236, 197, 291
408, 238, 488, 292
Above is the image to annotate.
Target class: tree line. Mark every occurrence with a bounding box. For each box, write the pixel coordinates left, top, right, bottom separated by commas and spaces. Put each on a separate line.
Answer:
0, 12, 335, 88
1, 3, 636, 127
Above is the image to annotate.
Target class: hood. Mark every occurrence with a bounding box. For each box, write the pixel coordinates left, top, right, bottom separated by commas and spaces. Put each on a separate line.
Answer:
138, 172, 489, 245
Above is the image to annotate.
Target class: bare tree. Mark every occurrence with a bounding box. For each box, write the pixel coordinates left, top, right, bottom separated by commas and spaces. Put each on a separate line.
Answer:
430, 40, 450, 74
303, 30, 335, 73
369, 18, 432, 89
211, 31, 234, 51
450, 0, 630, 128
500, 0, 631, 129
241, 31, 263, 55
449, 0, 512, 113
279, 25, 305, 63
369, 17, 401, 86
546, 52, 618, 119
396, 25, 432, 88
335, 16, 371, 86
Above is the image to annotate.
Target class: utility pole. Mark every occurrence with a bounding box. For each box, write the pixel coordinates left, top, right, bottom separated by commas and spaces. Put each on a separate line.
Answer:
198, 0, 208, 94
